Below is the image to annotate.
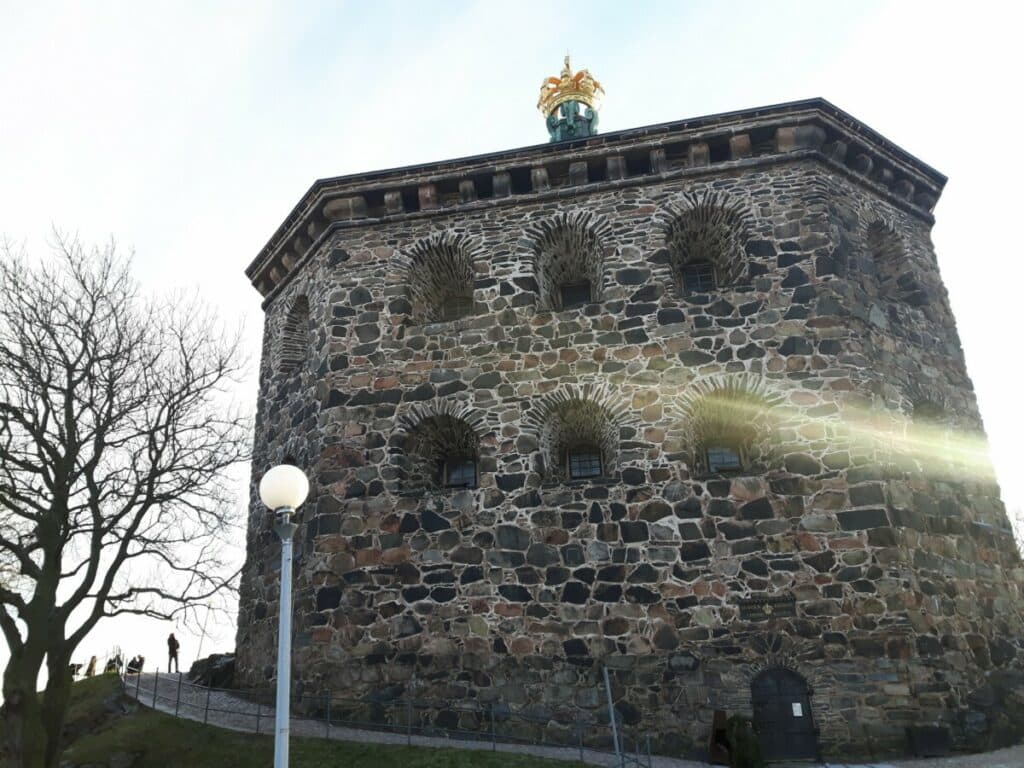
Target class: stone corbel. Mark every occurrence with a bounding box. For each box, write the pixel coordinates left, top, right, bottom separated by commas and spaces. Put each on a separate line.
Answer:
323, 196, 368, 221
568, 161, 589, 186
531, 166, 550, 192
459, 180, 477, 203
418, 184, 438, 211
729, 134, 751, 160
385, 191, 404, 215
493, 171, 511, 198
688, 142, 710, 167
606, 155, 627, 180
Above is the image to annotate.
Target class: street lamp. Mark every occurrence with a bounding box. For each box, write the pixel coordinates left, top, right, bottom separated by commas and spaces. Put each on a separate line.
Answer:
259, 463, 310, 768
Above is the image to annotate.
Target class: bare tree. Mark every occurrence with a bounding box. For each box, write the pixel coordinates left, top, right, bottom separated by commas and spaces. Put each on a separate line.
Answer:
0, 235, 250, 768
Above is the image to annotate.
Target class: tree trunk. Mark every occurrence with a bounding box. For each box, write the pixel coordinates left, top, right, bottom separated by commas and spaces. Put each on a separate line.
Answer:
1, 647, 45, 768
41, 652, 73, 768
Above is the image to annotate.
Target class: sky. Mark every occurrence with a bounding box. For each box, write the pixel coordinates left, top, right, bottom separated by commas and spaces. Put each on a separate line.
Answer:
1, 0, 1022, 687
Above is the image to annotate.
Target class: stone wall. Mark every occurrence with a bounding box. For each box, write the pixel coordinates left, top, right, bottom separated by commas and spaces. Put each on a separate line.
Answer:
236, 151, 1024, 759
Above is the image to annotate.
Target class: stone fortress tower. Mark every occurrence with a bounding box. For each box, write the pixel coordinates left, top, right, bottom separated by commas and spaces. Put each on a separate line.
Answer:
235, 58, 1024, 760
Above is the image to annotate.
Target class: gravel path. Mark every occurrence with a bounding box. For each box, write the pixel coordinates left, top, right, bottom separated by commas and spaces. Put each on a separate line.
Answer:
122, 673, 1024, 768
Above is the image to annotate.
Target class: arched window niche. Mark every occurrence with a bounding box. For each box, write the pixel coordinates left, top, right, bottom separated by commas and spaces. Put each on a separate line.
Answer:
523, 383, 629, 484
866, 220, 927, 306
391, 402, 491, 496
397, 231, 481, 324
523, 210, 612, 311
676, 374, 783, 478
278, 294, 310, 373
659, 190, 751, 297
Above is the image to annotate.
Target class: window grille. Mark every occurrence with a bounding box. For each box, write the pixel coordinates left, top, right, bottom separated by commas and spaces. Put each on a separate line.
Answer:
442, 458, 477, 488
441, 294, 473, 321
559, 280, 592, 309
567, 447, 602, 479
706, 445, 743, 474
682, 261, 716, 294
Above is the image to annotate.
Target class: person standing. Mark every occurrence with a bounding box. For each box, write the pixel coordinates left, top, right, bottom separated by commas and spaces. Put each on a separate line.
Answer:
167, 632, 180, 674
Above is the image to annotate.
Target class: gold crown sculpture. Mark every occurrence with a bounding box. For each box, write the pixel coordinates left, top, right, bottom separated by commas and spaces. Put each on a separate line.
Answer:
537, 55, 604, 117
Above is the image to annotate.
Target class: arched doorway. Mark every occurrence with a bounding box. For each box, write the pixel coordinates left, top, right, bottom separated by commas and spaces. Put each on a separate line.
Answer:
751, 667, 818, 761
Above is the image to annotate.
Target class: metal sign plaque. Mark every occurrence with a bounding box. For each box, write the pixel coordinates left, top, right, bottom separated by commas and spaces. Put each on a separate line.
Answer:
738, 594, 797, 622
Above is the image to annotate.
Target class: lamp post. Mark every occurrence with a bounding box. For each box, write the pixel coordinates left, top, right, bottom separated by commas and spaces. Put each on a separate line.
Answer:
259, 464, 310, 768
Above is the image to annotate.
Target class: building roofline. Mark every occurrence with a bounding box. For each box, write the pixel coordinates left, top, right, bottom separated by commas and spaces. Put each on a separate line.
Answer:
246, 97, 947, 289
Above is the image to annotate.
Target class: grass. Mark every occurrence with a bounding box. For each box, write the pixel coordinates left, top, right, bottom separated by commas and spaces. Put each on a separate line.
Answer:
61, 675, 584, 768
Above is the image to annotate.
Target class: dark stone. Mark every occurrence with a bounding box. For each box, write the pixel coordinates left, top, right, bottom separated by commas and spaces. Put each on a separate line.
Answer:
679, 541, 711, 561
717, 521, 755, 540
621, 468, 645, 485
626, 586, 658, 604
616, 268, 650, 285
741, 558, 768, 576
802, 551, 835, 572
784, 453, 821, 475
498, 585, 532, 602
526, 543, 560, 567
639, 500, 672, 522
653, 626, 679, 650
430, 587, 456, 602
562, 582, 590, 604
781, 267, 809, 287
628, 564, 658, 583
619, 521, 649, 542
563, 638, 589, 657
657, 308, 685, 325
849, 484, 885, 506
472, 372, 501, 388
706, 499, 735, 517
450, 546, 483, 564
679, 351, 714, 365
837, 509, 889, 530
739, 497, 774, 520
780, 336, 813, 355
676, 497, 703, 518
404, 383, 435, 402
561, 544, 585, 566
316, 587, 342, 610
402, 586, 428, 602
496, 474, 526, 491
496, 525, 531, 550
421, 508, 451, 533
593, 584, 622, 602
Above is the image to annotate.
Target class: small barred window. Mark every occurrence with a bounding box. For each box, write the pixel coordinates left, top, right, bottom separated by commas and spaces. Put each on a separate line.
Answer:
559, 280, 592, 309
682, 261, 716, 294
441, 294, 473, 321
706, 444, 743, 474
441, 458, 477, 489
567, 447, 602, 479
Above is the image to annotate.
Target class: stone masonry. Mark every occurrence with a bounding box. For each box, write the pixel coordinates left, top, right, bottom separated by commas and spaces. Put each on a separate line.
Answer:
235, 99, 1024, 760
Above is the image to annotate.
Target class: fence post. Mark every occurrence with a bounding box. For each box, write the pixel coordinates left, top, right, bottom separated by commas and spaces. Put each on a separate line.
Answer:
152, 670, 159, 708
602, 665, 622, 767
489, 702, 496, 751
406, 697, 413, 746
135, 668, 141, 699
577, 713, 584, 763
256, 701, 262, 735
325, 691, 331, 739
646, 733, 652, 767
203, 682, 212, 725
174, 672, 183, 717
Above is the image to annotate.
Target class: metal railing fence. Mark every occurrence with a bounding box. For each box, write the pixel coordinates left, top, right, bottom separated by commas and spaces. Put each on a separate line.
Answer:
122, 669, 653, 767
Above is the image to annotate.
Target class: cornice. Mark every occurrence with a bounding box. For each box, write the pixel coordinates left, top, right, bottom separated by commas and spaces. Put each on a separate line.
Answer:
247, 98, 946, 303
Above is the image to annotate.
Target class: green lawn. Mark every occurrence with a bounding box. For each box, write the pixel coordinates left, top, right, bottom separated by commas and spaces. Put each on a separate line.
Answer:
62, 675, 584, 768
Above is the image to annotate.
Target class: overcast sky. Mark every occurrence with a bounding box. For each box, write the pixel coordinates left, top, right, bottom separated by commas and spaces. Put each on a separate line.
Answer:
2, 0, 1022, 685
